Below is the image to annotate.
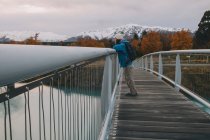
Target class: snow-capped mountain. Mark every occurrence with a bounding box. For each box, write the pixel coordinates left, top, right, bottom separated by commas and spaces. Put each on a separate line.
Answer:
66, 24, 188, 42
0, 31, 68, 42
0, 24, 190, 43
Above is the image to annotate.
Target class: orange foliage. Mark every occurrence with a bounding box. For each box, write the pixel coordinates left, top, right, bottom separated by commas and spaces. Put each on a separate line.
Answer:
171, 30, 192, 50
24, 37, 41, 45
76, 38, 105, 48
140, 31, 163, 55
131, 39, 139, 48
7, 40, 18, 44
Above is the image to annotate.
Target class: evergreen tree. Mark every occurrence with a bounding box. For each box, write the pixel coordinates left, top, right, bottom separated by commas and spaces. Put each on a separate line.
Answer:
141, 30, 147, 37
35, 33, 39, 41
194, 10, 210, 49
160, 33, 172, 51
139, 30, 147, 48
133, 33, 139, 40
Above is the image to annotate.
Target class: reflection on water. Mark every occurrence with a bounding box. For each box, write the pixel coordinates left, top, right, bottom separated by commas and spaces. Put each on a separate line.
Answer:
0, 58, 107, 140
0, 84, 101, 140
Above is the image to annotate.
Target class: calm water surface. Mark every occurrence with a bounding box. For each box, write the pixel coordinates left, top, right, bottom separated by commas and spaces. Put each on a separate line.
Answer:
0, 84, 101, 140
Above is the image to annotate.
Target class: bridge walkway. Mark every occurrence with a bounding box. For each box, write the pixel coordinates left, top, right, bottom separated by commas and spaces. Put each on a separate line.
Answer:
109, 69, 210, 140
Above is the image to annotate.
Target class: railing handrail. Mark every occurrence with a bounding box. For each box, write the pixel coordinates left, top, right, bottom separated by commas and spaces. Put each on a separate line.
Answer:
0, 44, 116, 87
144, 67, 210, 108
142, 49, 210, 57
0, 46, 121, 140
135, 49, 210, 109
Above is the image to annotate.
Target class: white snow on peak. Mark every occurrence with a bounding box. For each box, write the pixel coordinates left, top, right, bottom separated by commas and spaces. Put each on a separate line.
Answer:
0, 31, 68, 42
0, 24, 190, 42
74, 24, 188, 40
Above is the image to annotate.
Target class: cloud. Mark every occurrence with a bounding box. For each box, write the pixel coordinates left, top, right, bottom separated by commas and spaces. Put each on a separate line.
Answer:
0, 0, 209, 35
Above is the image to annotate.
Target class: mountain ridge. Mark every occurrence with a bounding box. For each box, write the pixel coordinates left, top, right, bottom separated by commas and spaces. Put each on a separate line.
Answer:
0, 31, 68, 42
0, 24, 190, 43
65, 24, 189, 42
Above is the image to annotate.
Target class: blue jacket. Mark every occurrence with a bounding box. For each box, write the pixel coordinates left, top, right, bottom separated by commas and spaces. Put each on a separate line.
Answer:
113, 40, 132, 68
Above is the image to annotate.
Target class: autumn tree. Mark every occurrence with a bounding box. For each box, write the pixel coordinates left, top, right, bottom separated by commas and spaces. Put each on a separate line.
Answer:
140, 31, 163, 54
24, 37, 40, 45
8, 40, 17, 44
171, 30, 192, 50
132, 39, 139, 48
76, 38, 105, 48
100, 38, 114, 48
132, 33, 139, 48
24, 33, 41, 45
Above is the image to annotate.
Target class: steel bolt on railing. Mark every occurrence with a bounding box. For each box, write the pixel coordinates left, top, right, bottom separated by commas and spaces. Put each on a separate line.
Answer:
0, 45, 121, 140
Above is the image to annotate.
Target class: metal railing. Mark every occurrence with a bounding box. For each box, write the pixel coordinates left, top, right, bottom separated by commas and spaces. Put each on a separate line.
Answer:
134, 50, 210, 109
0, 44, 121, 140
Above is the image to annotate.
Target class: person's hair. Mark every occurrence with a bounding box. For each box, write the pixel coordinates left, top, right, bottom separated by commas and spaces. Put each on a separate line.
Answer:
116, 39, 121, 44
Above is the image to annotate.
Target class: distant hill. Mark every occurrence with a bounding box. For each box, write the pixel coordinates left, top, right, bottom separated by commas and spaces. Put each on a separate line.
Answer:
0, 24, 191, 43
0, 31, 68, 42
65, 24, 189, 42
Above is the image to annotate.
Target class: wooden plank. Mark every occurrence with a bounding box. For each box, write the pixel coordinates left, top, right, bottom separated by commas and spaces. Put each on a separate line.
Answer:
110, 124, 210, 134
110, 130, 210, 140
114, 109, 204, 116
113, 120, 210, 128
110, 137, 171, 140
109, 69, 210, 140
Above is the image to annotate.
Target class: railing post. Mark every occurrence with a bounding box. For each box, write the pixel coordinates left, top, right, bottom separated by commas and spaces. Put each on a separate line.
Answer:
116, 55, 120, 81
142, 57, 145, 69
158, 54, 163, 80
140, 58, 143, 69
145, 57, 148, 70
108, 56, 113, 99
140, 58, 143, 68
150, 55, 153, 73
101, 55, 112, 120
99, 54, 122, 140
7, 84, 15, 91
175, 54, 181, 91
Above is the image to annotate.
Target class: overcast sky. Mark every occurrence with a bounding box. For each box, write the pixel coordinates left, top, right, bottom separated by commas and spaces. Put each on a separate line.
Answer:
0, 0, 209, 36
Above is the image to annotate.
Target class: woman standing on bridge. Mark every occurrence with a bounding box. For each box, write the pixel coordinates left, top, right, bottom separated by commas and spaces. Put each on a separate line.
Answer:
113, 33, 138, 96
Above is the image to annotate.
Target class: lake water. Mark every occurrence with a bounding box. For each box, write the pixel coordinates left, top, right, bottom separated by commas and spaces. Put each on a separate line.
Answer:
0, 84, 102, 140
1, 63, 210, 140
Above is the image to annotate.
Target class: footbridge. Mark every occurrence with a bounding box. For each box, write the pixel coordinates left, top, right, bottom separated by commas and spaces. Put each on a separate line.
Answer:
0, 44, 210, 140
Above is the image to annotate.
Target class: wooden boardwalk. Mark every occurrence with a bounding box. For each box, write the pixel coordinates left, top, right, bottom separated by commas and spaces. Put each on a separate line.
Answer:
109, 69, 210, 140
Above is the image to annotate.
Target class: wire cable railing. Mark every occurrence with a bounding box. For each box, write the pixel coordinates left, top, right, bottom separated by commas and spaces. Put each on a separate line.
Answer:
134, 50, 210, 109
0, 44, 121, 140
